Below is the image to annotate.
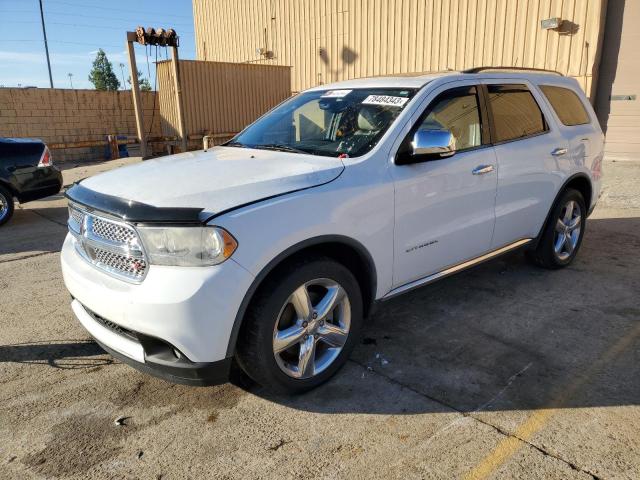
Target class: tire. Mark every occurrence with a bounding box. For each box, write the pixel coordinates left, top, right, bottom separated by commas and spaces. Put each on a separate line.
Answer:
0, 185, 15, 227
527, 188, 586, 269
236, 256, 363, 394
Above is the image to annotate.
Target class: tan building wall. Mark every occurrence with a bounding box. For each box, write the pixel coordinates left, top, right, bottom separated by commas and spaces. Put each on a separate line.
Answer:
0, 88, 161, 162
193, 0, 607, 96
156, 59, 291, 143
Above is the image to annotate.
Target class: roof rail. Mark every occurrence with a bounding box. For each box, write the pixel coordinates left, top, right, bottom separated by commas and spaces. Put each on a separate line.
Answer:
462, 66, 564, 76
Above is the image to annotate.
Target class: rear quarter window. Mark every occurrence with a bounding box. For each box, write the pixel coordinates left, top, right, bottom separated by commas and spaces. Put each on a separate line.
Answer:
487, 84, 548, 143
539, 85, 591, 126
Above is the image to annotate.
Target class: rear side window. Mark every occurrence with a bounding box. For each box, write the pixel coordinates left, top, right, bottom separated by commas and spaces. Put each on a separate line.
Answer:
539, 85, 590, 126
487, 84, 547, 143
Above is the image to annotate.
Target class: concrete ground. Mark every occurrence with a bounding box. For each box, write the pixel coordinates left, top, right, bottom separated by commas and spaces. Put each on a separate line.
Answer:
1, 158, 638, 480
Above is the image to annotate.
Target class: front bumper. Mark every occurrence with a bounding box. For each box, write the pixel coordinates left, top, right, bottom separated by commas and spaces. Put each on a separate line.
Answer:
61, 233, 254, 372
72, 299, 232, 385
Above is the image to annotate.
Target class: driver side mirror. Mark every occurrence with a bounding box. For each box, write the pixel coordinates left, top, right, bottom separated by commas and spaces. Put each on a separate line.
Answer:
396, 128, 456, 165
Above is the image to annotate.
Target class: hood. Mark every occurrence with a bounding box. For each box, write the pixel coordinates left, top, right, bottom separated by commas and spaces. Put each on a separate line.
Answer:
78, 146, 344, 219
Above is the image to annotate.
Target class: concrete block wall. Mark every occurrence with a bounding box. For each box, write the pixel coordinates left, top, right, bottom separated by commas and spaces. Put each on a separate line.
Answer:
0, 88, 162, 163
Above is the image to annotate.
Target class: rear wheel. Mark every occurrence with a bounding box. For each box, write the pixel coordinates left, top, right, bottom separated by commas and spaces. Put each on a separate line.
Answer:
528, 188, 586, 269
0, 185, 15, 227
236, 256, 363, 394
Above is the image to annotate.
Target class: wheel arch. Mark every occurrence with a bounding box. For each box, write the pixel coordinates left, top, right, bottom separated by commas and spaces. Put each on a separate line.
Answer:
533, 172, 593, 247
225, 235, 377, 357
0, 179, 18, 198
565, 174, 593, 213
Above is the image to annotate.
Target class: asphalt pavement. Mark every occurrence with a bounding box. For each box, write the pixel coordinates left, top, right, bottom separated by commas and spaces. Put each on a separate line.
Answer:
1, 157, 638, 479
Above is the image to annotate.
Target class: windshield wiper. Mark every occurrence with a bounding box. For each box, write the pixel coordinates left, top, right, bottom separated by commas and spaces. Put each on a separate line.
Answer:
224, 140, 246, 148
252, 143, 308, 154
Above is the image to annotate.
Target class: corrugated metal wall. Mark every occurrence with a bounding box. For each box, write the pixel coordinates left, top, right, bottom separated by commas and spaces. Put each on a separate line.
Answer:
193, 0, 606, 96
156, 59, 291, 139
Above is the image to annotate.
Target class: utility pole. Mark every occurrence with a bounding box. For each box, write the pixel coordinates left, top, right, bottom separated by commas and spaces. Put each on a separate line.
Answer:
67, 73, 73, 89
38, 0, 54, 88
171, 45, 188, 153
119, 63, 126, 90
126, 31, 147, 157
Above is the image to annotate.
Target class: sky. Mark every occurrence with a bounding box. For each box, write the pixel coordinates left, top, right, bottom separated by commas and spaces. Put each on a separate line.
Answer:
0, 0, 196, 90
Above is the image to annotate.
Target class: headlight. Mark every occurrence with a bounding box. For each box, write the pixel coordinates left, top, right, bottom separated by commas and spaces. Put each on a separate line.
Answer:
136, 226, 237, 267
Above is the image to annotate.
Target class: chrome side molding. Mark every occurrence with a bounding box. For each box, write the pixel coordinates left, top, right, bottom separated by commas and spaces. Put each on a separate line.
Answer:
382, 238, 532, 300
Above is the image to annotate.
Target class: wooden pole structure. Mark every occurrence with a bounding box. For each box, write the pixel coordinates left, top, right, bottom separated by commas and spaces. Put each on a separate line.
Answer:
171, 45, 188, 153
126, 31, 148, 158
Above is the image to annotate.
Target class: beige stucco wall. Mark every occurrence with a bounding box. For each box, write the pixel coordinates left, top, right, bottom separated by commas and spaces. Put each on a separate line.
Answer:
193, 0, 607, 96
0, 88, 161, 162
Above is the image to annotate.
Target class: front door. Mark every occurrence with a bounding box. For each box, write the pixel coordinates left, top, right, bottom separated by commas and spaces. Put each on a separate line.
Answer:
390, 84, 498, 288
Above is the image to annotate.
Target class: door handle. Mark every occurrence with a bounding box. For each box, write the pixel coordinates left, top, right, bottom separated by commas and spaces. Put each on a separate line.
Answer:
472, 165, 494, 175
551, 147, 567, 156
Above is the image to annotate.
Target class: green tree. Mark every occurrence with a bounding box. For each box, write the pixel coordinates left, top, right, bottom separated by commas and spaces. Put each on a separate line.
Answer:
127, 69, 152, 91
88, 49, 120, 91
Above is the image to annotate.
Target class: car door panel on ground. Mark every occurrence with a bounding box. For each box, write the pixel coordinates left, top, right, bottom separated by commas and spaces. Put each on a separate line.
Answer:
482, 81, 568, 248
390, 84, 498, 287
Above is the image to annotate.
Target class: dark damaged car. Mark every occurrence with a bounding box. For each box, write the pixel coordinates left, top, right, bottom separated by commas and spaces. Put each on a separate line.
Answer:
0, 138, 63, 226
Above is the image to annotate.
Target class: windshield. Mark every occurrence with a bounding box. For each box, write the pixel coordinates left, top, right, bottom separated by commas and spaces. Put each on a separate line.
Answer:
227, 88, 417, 158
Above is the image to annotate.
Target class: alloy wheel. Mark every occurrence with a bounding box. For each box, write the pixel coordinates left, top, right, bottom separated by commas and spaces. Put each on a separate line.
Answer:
0, 193, 8, 221
272, 278, 351, 379
553, 199, 582, 261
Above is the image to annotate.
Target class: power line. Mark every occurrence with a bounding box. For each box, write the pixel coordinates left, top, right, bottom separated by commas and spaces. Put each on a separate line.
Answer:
3, 20, 193, 33
0, 11, 38, 15
47, 21, 193, 33
1, 15, 195, 28
4, 39, 126, 49
4, 39, 196, 55
48, 10, 194, 27
45, 0, 194, 18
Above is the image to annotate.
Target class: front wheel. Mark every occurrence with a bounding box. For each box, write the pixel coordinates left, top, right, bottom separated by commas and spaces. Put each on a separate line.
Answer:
0, 185, 15, 227
236, 257, 363, 394
528, 188, 586, 269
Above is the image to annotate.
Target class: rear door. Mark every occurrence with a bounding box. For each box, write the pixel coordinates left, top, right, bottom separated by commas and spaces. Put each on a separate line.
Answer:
482, 81, 566, 248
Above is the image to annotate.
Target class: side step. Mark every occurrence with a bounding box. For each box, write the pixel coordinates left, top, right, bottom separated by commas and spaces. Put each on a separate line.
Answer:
382, 238, 532, 300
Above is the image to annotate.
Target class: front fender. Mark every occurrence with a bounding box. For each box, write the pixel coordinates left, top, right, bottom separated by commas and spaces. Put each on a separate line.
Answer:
212, 169, 395, 356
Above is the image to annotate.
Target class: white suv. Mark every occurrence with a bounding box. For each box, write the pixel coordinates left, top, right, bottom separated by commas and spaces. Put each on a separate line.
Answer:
61, 69, 603, 393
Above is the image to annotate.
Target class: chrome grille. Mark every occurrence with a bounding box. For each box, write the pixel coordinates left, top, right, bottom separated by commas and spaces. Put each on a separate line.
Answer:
91, 247, 147, 280
69, 206, 84, 225
68, 206, 84, 235
91, 217, 137, 245
67, 203, 147, 283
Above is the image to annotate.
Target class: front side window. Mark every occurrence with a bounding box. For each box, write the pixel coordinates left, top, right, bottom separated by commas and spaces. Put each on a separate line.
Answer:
540, 85, 590, 126
416, 86, 483, 152
228, 88, 417, 157
487, 84, 548, 143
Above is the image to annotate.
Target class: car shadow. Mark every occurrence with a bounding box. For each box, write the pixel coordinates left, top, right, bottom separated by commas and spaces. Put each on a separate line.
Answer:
244, 216, 640, 415
0, 340, 112, 370
0, 206, 69, 257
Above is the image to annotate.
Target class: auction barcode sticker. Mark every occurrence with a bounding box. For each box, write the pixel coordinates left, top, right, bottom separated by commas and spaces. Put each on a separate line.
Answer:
362, 95, 409, 107
321, 89, 352, 98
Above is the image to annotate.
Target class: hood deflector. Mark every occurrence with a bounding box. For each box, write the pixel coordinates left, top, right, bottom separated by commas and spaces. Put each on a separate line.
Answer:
65, 183, 204, 224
